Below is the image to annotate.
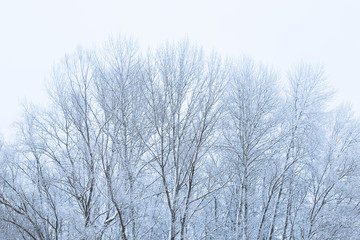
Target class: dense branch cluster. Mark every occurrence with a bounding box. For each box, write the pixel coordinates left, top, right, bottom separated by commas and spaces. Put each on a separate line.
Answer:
1, 38, 360, 240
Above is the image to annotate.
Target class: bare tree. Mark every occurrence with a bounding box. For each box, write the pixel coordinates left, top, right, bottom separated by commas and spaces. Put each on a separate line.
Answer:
221, 58, 281, 240
22, 48, 112, 239
141, 41, 224, 240
268, 63, 332, 240
93, 36, 149, 240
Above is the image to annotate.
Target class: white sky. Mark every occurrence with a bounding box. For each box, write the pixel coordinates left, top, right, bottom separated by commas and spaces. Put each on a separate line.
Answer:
1, 0, 360, 140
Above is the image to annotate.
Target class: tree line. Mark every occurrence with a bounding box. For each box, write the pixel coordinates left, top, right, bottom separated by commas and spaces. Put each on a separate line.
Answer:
1, 37, 360, 240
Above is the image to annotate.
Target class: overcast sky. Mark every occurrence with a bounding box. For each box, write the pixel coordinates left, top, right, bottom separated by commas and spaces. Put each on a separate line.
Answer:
1, 0, 359, 140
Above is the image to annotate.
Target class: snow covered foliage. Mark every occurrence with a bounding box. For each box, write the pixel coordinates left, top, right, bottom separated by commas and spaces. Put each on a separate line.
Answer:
1, 38, 360, 240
